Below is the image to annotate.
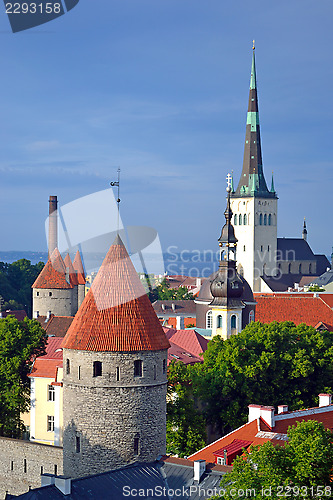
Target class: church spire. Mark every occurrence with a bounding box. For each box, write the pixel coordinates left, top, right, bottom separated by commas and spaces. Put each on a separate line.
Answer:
302, 218, 308, 241
233, 44, 275, 198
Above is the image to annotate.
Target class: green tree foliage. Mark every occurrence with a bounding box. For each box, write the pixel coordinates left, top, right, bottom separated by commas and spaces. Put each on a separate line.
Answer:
0, 259, 44, 317
0, 316, 47, 437
308, 285, 325, 292
167, 361, 206, 457
191, 321, 333, 436
149, 278, 193, 302
215, 421, 333, 499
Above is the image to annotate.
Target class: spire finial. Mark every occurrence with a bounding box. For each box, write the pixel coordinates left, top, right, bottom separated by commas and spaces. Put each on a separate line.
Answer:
252, 39, 255, 50
110, 168, 121, 234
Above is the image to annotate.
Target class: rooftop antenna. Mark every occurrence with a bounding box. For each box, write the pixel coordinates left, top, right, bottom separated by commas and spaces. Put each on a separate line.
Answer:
110, 168, 121, 235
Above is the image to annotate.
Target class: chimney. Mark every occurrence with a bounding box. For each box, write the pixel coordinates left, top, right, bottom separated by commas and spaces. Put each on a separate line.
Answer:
196, 277, 202, 289
278, 405, 288, 414
161, 304, 165, 311
41, 473, 56, 487
248, 404, 262, 422
319, 393, 332, 407
176, 316, 185, 330
260, 406, 275, 428
34, 311, 39, 319
47, 311, 52, 320
193, 460, 206, 482
172, 303, 176, 312
48, 196, 58, 257
54, 476, 71, 495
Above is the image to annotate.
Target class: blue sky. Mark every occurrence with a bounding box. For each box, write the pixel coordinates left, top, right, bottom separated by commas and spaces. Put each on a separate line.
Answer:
0, 0, 332, 257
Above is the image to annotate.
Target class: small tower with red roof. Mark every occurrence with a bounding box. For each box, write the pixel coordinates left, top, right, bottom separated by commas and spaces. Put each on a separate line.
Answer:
61, 235, 170, 478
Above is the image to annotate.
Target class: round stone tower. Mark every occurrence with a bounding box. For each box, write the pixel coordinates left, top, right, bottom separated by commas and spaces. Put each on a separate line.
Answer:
61, 235, 170, 478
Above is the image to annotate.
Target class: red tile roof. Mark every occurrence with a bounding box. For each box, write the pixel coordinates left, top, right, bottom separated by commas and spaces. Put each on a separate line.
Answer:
29, 359, 62, 379
42, 336, 63, 359
255, 294, 333, 331
0, 310, 27, 321
165, 328, 208, 359
62, 235, 170, 352
168, 341, 204, 365
32, 248, 72, 290
73, 250, 86, 285
43, 316, 74, 338
64, 253, 78, 286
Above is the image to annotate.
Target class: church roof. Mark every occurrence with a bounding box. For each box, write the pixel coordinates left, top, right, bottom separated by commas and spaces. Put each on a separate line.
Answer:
232, 47, 275, 199
62, 235, 170, 352
32, 249, 72, 290
73, 250, 86, 285
277, 238, 316, 261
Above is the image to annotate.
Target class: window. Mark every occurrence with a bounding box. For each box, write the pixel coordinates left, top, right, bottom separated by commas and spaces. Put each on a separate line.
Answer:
249, 310, 255, 323
243, 214, 247, 225
261, 245, 263, 252
268, 214, 272, 225
238, 214, 242, 225
288, 263, 292, 273
259, 214, 263, 225
41, 466, 43, 475
116, 366, 120, 381
49, 292, 52, 297
217, 457, 226, 465
163, 359, 166, 374
36, 292, 39, 297
234, 214, 237, 225
76, 435, 81, 453
66, 359, 70, 375
217, 315, 222, 328
231, 315, 237, 330
206, 310, 212, 329
134, 360, 143, 377
267, 245, 270, 251
78, 366, 81, 380
11, 461, 13, 471
299, 264, 302, 273
264, 214, 267, 225
243, 245, 246, 252
134, 436, 140, 455
24, 459, 27, 473
47, 416, 54, 432
48, 385, 55, 402
54, 465, 57, 475
154, 365, 157, 380
93, 361, 102, 377
309, 264, 312, 274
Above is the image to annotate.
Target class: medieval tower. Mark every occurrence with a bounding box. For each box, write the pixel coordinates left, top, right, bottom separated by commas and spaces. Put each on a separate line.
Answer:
61, 235, 170, 478
230, 45, 278, 292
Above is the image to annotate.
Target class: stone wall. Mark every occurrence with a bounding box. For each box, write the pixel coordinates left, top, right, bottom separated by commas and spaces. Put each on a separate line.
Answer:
63, 348, 168, 478
0, 437, 63, 498
33, 288, 74, 317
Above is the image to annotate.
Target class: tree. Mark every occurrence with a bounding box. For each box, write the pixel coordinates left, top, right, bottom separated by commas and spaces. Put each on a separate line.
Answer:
167, 361, 206, 457
308, 285, 325, 292
214, 420, 333, 500
191, 321, 333, 436
0, 315, 47, 437
149, 278, 193, 302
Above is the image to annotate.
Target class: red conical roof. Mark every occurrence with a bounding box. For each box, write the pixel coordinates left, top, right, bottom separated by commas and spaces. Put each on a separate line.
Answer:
64, 253, 78, 286
32, 248, 72, 289
73, 250, 86, 285
62, 236, 170, 352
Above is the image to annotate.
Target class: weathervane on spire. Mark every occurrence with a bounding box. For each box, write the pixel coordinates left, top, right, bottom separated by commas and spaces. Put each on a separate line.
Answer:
226, 173, 232, 192
110, 168, 121, 233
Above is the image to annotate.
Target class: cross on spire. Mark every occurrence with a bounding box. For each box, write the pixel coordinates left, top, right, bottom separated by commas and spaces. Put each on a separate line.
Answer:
226, 173, 232, 190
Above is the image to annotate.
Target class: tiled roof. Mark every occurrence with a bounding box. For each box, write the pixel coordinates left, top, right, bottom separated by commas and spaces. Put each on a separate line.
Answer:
165, 328, 208, 359
32, 248, 72, 290
168, 341, 204, 365
73, 250, 86, 285
42, 336, 63, 359
44, 316, 74, 338
29, 359, 62, 379
0, 310, 27, 321
213, 439, 252, 457
64, 253, 78, 286
62, 236, 170, 352
273, 406, 333, 434
254, 294, 333, 331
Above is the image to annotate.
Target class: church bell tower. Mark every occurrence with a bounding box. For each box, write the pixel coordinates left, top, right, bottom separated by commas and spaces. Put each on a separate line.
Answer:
230, 43, 278, 292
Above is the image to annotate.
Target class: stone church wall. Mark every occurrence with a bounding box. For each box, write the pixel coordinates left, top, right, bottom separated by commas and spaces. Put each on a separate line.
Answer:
0, 437, 63, 498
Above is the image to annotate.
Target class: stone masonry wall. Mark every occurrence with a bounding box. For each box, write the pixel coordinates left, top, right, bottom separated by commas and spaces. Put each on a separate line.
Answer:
0, 437, 63, 498
63, 348, 168, 478
33, 288, 74, 317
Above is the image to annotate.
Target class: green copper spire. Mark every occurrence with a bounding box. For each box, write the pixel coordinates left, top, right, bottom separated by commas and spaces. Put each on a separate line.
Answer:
233, 44, 276, 199
270, 171, 275, 193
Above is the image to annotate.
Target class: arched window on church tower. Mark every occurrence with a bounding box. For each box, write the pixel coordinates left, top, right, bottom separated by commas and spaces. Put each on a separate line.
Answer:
299, 264, 302, 273
217, 315, 222, 328
239, 214, 242, 225
309, 263, 312, 274
288, 263, 292, 273
264, 214, 267, 225
243, 214, 247, 225
231, 315, 237, 333
234, 214, 237, 225
268, 214, 272, 225
206, 310, 212, 329
259, 214, 263, 225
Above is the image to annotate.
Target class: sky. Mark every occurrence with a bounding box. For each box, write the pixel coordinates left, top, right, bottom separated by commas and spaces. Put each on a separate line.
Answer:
0, 0, 332, 257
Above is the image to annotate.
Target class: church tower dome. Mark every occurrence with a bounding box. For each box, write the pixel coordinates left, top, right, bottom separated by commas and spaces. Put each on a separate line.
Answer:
61, 234, 170, 478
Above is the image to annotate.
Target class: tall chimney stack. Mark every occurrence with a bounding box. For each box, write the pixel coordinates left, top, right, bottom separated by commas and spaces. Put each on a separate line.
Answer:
48, 196, 58, 257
